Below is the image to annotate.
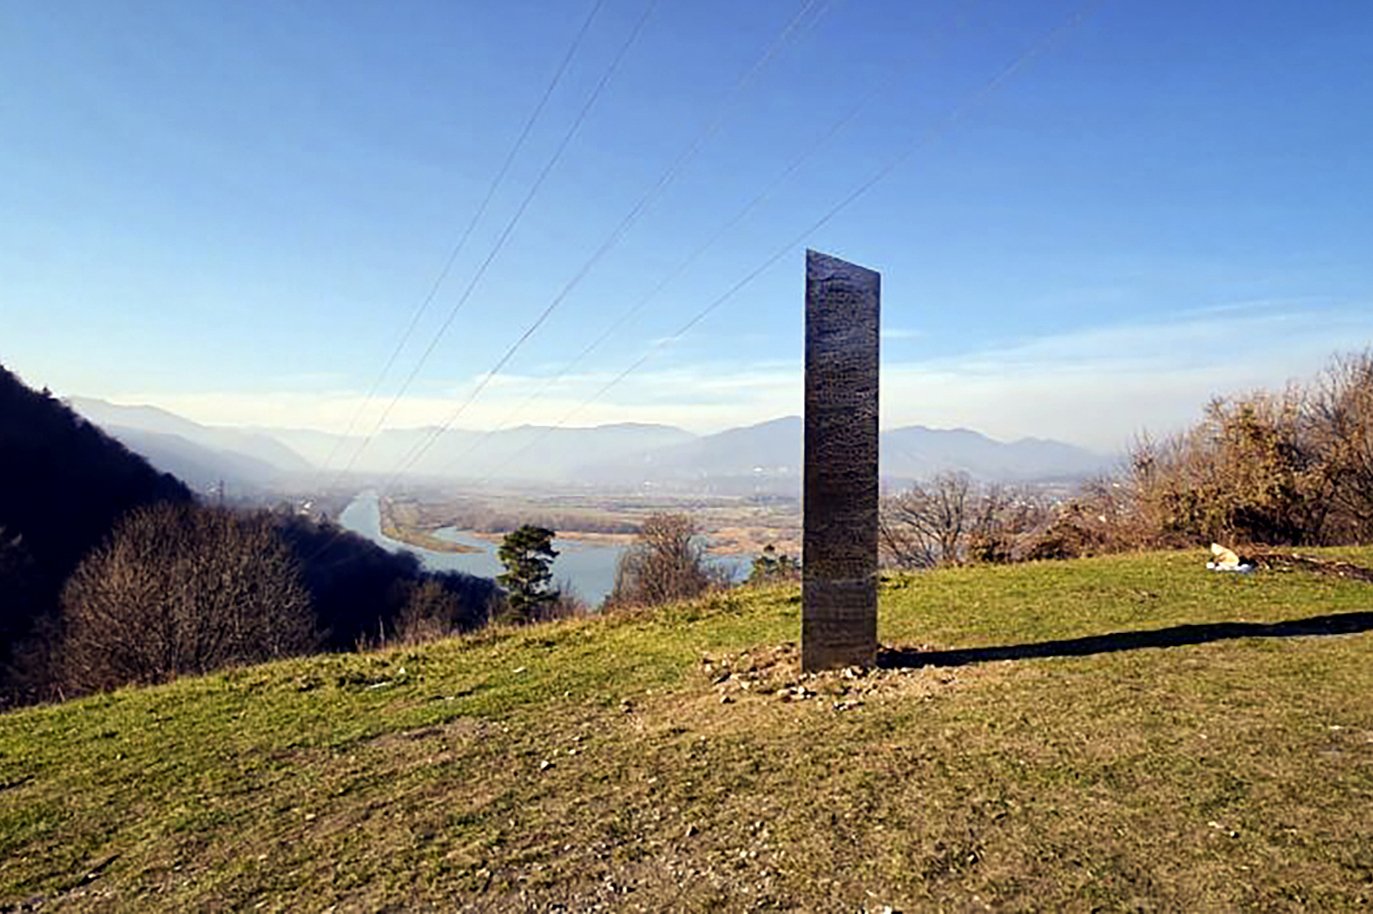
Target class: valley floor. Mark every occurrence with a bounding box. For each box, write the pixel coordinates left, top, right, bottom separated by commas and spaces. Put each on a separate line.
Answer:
2, 550, 1371, 911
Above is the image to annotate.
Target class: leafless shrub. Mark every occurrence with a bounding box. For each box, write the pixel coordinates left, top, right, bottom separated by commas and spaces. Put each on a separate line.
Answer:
965, 484, 1054, 564
1310, 350, 1373, 542
1015, 471, 1153, 561
880, 473, 1052, 568
58, 503, 316, 693
1027, 349, 1373, 557
879, 472, 971, 568
537, 578, 591, 622
883, 357, 1373, 564
393, 578, 466, 645
607, 513, 725, 608
1122, 387, 1328, 547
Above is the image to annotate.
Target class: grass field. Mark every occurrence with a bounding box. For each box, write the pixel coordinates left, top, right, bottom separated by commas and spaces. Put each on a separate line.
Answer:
2, 550, 1371, 911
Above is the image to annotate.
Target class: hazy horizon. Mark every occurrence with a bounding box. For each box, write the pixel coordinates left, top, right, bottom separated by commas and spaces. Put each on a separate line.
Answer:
67, 390, 1109, 450
45, 312, 1371, 454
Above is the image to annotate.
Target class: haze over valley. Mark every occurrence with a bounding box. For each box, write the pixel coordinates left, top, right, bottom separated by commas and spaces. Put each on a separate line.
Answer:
69, 395, 1111, 498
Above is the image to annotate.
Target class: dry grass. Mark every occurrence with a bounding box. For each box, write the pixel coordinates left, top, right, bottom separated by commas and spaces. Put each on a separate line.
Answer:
2, 549, 1372, 911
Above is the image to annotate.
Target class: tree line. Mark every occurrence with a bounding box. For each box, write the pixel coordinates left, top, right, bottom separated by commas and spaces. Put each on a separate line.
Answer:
879, 350, 1373, 568
0, 365, 500, 707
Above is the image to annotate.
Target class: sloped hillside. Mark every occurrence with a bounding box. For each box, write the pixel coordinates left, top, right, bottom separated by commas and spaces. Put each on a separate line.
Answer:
0, 365, 190, 698
2, 551, 1371, 911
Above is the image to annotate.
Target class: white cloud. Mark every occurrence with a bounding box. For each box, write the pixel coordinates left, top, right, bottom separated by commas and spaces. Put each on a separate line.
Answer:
111, 366, 800, 437
879, 307, 1373, 450
104, 304, 1373, 453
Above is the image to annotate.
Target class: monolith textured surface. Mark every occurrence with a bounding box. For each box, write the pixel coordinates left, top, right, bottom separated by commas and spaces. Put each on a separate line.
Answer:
802, 249, 880, 672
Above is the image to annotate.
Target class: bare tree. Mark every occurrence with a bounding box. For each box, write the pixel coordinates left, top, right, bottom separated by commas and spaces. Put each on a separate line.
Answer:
1122, 388, 1329, 547
881, 473, 1054, 568
879, 472, 974, 568
1311, 350, 1373, 542
607, 513, 723, 608
393, 578, 465, 645
539, 578, 590, 622
58, 503, 316, 693
966, 484, 1053, 563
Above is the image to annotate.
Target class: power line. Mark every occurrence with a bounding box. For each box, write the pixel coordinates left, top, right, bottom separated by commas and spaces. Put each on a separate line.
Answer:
328, 0, 661, 485
314, 0, 607, 483
301, 0, 658, 566
381, 0, 833, 486
313, 0, 1102, 574
441, 1, 986, 475
459, 0, 1104, 486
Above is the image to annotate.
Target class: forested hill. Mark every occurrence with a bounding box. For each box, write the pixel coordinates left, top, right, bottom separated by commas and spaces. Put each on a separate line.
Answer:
0, 364, 191, 699
0, 365, 502, 708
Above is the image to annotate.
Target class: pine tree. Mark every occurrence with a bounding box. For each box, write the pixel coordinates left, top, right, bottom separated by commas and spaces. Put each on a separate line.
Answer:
748, 543, 798, 584
496, 525, 559, 622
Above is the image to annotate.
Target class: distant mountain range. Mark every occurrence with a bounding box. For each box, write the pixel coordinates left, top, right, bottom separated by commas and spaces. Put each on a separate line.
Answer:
68, 397, 1112, 495
580, 416, 1110, 493
67, 398, 312, 493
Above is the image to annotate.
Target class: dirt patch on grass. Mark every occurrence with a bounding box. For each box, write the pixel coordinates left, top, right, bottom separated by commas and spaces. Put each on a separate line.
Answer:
693, 641, 973, 715
367, 715, 491, 751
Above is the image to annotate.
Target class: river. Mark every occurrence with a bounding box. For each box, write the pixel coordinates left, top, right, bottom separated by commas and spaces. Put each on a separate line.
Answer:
337, 492, 750, 606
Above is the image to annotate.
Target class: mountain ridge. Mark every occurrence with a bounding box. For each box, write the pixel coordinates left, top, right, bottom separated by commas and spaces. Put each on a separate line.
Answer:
71, 398, 1111, 490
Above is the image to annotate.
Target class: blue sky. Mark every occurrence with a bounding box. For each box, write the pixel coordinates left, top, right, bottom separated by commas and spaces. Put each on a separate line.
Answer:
2, 0, 1371, 451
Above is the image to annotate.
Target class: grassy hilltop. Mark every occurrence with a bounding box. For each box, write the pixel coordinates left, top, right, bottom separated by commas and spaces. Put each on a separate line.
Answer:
2, 550, 1372, 911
